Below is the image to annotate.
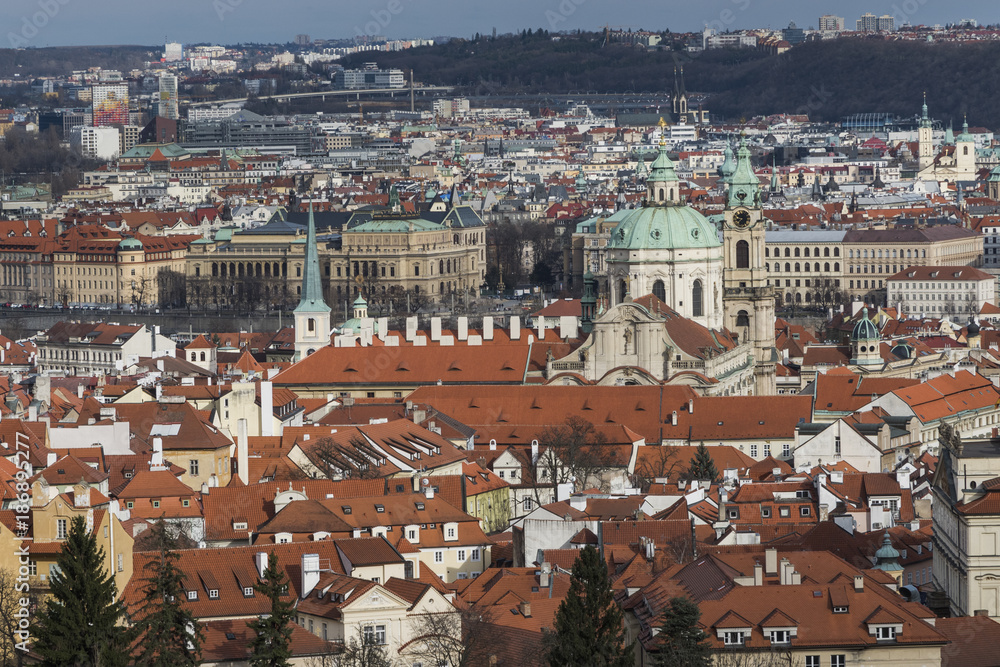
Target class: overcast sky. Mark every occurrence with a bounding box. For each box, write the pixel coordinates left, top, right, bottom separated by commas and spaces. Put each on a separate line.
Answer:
3, 0, 998, 48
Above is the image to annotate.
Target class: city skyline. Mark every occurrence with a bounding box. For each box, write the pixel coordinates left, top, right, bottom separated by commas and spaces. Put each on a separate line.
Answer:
2, 0, 998, 48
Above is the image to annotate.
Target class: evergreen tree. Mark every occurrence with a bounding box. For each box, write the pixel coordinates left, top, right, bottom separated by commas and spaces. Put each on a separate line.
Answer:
687, 442, 719, 482
247, 552, 295, 667
31, 515, 131, 667
132, 520, 202, 666
545, 545, 632, 667
654, 596, 712, 667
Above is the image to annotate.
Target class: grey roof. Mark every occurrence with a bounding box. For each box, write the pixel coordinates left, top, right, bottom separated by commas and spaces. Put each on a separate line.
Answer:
766, 230, 847, 243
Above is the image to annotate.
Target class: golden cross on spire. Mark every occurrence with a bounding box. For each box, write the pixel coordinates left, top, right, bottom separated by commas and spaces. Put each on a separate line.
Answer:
658, 117, 667, 147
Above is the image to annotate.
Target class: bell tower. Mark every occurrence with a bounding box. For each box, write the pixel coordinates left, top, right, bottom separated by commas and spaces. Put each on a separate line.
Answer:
722, 135, 776, 395
293, 202, 331, 362
918, 93, 934, 172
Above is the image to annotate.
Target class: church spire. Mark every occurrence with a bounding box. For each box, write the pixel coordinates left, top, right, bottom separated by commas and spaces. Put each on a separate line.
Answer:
646, 118, 680, 205
920, 92, 932, 129
295, 202, 330, 315
726, 133, 760, 209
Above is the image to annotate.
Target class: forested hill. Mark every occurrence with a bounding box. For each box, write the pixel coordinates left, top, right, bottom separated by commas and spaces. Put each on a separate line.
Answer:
345, 33, 1000, 129
0, 45, 155, 78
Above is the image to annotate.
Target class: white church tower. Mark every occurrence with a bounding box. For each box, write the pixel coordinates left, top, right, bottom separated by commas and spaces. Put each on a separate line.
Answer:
293, 203, 331, 361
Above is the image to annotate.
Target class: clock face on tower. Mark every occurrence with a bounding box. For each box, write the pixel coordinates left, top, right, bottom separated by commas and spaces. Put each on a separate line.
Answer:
733, 209, 751, 229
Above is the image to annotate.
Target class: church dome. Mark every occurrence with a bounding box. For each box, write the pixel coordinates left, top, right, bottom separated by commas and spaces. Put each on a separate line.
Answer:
851, 308, 880, 342
890, 342, 913, 359
609, 206, 720, 252
968, 319, 981, 336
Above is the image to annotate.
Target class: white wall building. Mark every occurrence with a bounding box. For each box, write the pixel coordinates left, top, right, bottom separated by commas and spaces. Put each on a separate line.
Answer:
887, 265, 995, 320
70, 126, 121, 160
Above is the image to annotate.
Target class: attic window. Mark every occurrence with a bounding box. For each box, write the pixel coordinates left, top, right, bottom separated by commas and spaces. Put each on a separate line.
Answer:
233, 521, 248, 531
416, 502, 425, 510
243, 586, 254, 597
375, 505, 385, 513
395, 484, 405, 492
833, 605, 848, 613
342, 506, 352, 514
209, 589, 219, 599
225, 632, 236, 640
56, 469, 65, 475
124, 472, 133, 479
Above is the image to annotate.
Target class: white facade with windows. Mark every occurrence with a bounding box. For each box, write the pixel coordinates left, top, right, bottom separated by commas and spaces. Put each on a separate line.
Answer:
887, 265, 995, 320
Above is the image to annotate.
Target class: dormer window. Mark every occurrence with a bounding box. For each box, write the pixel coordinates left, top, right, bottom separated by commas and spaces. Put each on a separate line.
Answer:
833, 606, 848, 614
769, 630, 791, 645
723, 632, 744, 646
187, 590, 198, 601
875, 627, 896, 641
342, 506, 352, 514
208, 589, 219, 599
375, 505, 385, 513
233, 522, 248, 531
243, 586, 254, 597
416, 502, 425, 511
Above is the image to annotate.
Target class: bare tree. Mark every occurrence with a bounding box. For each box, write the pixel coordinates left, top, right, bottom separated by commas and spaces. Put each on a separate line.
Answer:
0, 567, 30, 667
331, 627, 392, 667
309, 436, 384, 480
532, 416, 620, 505
407, 604, 498, 667
632, 444, 681, 492
712, 647, 795, 666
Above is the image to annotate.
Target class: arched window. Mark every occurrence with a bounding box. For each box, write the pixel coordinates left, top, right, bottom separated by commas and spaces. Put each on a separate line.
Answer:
794, 247, 801, 257
824, 248, 830, 257
824, 262, 830, 272
765, 248, 770, 257
200, 352, 206, 362
692, 280, 703, 317
814, 247, 820, 257
815, 263, 821, 272
652, 280, 665, 302
805, 292, 812, 302
212, 263, 218, 277
784, 248, 790, 257
659, 188, 665, 200
834, 248, 840, 257
619, 279, 628, 303
794, 263, 801, 272
795, 293, 802, 303
736, 310, 750, 328
766, 263, 771, 272
307, 318, 316, 333
785, 293, 792, 303
848, 249, 854, 259
736, 240, 750, 269
785, 263, 791, 272
964, 146, 969, 156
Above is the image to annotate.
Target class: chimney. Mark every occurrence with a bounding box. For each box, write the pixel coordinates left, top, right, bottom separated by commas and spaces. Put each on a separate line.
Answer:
237, 418, 249, 482
77, 384, 84, 399
510, 315, 521, 340
260, 381, 274, 437
671, 411, 677, 426
430, 317, 442, 342
458, 316, 469, 341
405, 316, 418, 342
754, 561, 763, 586
46, 452, 57, 467
853, 575, 864, 592
201, 482, 210, 495
483, 316, 494, 341
255, 552, 269, 578
765, 548, 778, 576
540, 562, 551, 588
790, 571, 801, 585
520, 601, 532, 618
780, 559, 792, 585
301, 553, 321, 598
151, 437, 164, 467
423, 480, 434, 499
536, 315, 545, 339
896, 470, 911, 490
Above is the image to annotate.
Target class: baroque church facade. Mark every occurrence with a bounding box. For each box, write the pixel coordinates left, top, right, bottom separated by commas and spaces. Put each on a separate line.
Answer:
555, 125, 777, 395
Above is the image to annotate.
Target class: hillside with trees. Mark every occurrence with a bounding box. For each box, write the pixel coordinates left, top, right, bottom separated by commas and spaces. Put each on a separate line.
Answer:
345, 32, 1000, 129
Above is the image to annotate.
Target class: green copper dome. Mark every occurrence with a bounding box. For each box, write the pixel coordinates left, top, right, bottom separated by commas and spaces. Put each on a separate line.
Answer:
727, 135, 760, 209
609, 206, 720, 251
851, 308, 880, 342
955, 117, 975, 144
717, 142, 736, 183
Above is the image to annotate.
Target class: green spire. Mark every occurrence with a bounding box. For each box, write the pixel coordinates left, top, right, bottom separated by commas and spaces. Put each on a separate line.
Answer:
956, 115, 974, 143
294, 202, 330, 315
920, 93, 932, 129
636, 153, 647, 179
718, 141, 736, 184
648, 118, 679, 185
769, 156, 780, 191
726, 134, 759, 209
388, 185, 401, 211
